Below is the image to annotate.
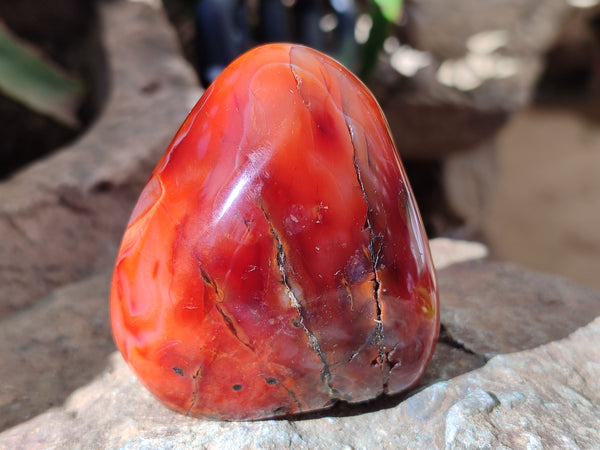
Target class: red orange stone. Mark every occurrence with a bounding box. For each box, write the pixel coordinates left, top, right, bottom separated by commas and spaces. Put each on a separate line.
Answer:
110, 43, 439, 420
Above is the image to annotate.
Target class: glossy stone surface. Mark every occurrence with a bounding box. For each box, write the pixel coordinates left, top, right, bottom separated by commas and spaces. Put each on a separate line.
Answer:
110, 43, 439, 420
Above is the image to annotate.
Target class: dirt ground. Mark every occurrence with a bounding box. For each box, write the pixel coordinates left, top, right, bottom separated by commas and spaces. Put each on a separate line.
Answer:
482, 100, 600, 291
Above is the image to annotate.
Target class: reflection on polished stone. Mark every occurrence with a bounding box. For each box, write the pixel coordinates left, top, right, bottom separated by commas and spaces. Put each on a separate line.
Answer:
110, 43, 438, 420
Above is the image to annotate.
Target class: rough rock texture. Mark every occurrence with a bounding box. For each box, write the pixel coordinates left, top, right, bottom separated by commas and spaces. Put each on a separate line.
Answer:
0, 0, 202, 319
372, 0, 574, 159
438, 259, 600, 357
2, 238, 599, 448
0, 273, 112, 430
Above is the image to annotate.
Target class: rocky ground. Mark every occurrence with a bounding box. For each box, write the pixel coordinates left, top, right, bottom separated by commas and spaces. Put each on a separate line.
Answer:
1, 0, 599, 448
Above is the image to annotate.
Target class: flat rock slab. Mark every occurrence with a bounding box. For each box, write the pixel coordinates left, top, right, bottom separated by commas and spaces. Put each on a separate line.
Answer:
0, 273, 112, 431
438, 259, 600, 356
2, 238, 599, 447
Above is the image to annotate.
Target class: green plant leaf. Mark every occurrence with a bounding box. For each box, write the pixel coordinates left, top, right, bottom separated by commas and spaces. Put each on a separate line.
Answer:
0, 21, 84, 128
374, 0, 403, 24
359, 1, 392, 81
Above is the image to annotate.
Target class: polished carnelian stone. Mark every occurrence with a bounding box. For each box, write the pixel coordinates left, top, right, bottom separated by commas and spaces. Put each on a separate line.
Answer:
110, 43, 439, 420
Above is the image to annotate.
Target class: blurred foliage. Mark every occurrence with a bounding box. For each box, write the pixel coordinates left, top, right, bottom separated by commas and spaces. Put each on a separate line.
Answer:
359, 0, 397, 80
0, 21, 84, 128
374, 0, 403, 24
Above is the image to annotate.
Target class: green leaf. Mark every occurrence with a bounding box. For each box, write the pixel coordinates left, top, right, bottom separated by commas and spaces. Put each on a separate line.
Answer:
0, 22, 84, 128
374, 0, 403, 24
359, 1, 392, 81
